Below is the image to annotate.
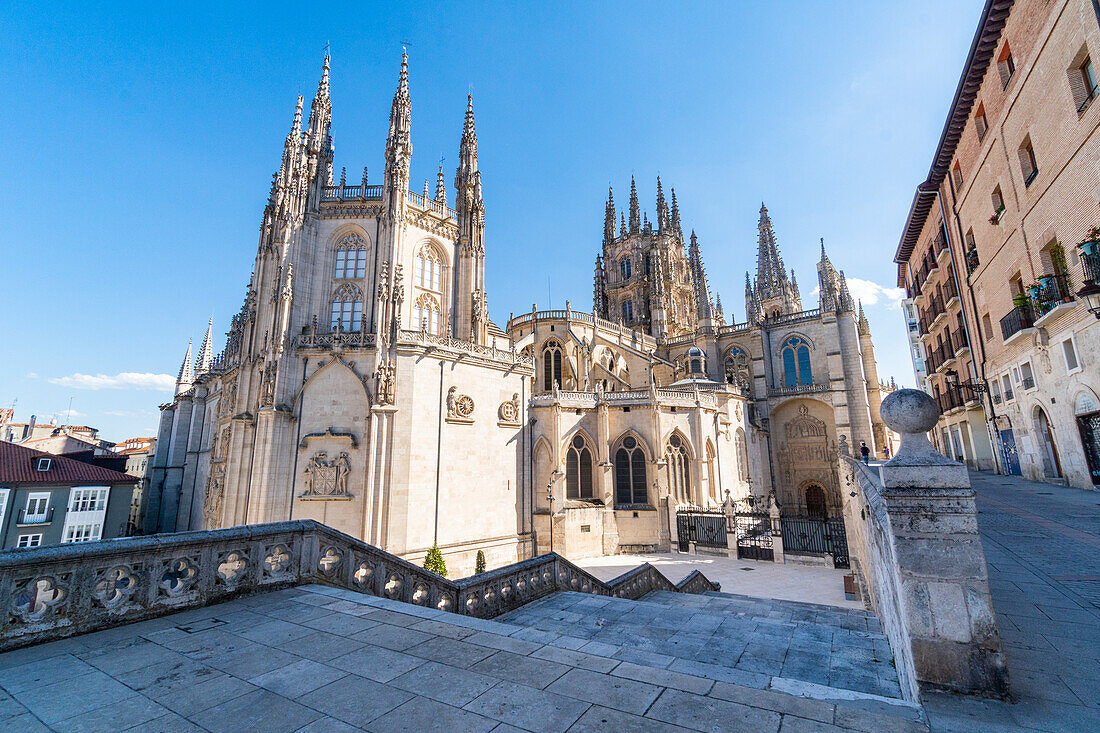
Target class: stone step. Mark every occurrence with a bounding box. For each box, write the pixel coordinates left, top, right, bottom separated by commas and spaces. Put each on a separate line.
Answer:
496, 590, 904, 703
297, 585, 928, 732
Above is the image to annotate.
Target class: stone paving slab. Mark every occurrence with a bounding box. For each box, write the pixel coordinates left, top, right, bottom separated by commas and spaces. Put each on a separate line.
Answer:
0, 584, 926, 732
497, 589, 901, 700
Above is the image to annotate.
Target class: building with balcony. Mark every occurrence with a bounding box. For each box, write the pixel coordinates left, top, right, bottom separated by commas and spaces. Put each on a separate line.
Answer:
896, 0, 1100, 487
0, 441, 136, 548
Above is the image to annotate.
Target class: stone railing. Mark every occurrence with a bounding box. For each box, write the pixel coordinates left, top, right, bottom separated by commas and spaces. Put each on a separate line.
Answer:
767, 383, 830, 398
837, 389, 1008, 701
0, 519, 717, 652
529, 387, 718, 410
397, 331, 535, 369
406, 190, 459, 220
320, 184, 384, 202
297, 329, 377, 349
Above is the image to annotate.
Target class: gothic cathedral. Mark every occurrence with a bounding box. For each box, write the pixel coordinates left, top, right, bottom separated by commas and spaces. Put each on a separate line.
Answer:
147, 55, 886, 575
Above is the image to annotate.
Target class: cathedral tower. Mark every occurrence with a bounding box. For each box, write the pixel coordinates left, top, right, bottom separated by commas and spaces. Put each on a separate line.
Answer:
750, 204, 801, 321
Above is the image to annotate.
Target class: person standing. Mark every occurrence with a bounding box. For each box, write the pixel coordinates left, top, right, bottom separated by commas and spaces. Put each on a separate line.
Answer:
860, 441, 870, 464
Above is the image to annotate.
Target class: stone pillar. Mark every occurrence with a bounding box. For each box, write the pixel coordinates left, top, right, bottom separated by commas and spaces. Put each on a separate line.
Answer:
768, 492, 785, 564
871, 389, 1009, 697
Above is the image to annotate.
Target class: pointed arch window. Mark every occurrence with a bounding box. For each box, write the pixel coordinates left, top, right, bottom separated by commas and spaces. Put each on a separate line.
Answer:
330, 284, 363, 331
615, 435, 647, 506
620, 258, 631, 280
724, 347, 752, 390
781, 336, 812, 387
334, 235, 368, 279
621, 300, 633, 323
665, 433, 691, 504
415, 245, 443, 291
566, 434, 594, 500
413, 293, 441, 334
542, 340, 563, 390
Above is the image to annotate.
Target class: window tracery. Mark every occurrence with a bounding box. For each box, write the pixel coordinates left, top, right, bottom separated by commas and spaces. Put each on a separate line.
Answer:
334, 234, 368, 279
542, 340, 563, 390
415, 245, 443, 291
566, 434, 594, 500
614, 435, 647, 506
724, 347, 752, 390
330, 283, 363, 331
781, 336, 813, 387
413, 293, 441, 334
665, 433, 691, 504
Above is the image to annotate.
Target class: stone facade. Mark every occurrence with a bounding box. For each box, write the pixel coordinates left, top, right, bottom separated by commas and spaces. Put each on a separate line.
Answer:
146, 54, 888, 574
896, 0, 1100, 489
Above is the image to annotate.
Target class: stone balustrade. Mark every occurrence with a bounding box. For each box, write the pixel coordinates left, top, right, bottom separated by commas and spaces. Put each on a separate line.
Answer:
529, 387, 718, 409
838, 388, 1008, 701
0, 519, 717, 653
396, 330, 535, 368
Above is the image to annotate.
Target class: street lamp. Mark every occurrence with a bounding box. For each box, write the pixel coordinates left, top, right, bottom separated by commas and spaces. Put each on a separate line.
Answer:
1077, 279, 1100, 319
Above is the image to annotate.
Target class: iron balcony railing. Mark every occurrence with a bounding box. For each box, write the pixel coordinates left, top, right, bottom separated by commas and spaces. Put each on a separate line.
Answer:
928, 294, 946, 320
1082, 250, 1100, 283
1033, 272, 1074, 317
954, 327, 970, 353
1000, 305, 1035, 340
942, 276, 959, 303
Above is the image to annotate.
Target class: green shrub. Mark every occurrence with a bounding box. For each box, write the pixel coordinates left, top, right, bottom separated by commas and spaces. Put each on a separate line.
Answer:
423, 545, 447, 577
475, 550, 486, 574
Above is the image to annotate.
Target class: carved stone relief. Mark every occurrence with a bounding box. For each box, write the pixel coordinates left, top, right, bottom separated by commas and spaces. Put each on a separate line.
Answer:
498, 393, 521, 426
446, 386, 475, 424
301, 451, 353, 500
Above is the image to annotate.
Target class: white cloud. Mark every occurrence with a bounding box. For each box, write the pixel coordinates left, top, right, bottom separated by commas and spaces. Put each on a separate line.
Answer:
810, 279, 905, 310
48, 372, 176, 392
844, 278, 906, 309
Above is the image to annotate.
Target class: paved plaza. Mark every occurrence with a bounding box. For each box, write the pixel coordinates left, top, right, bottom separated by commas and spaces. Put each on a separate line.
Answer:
922, 471, 1100, 732
577, 552, 862, 610
0, 584, 926, 732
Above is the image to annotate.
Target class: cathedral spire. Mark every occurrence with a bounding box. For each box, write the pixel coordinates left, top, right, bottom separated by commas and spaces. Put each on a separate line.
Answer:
858, 300, 870, 335
620, 212, 627, 237
670, 188, 681, 238
385, 48, 412, 190
176, 339, 194, 396
755, 202, 785, 293
307, 52, 332, 155
714, 293, 726, 325
655, 176, 668, 233
604, 186, 616, 243
688, 229, 713, 321
435, 156, 447, 205
628, 175, 640, 234
196, 318, 215, 374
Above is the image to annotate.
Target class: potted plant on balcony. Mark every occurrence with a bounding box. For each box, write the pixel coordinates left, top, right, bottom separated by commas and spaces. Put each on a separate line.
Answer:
1078, 226, 1100, 257
989, 204, 1006, 225
1012, 292, 1032, 314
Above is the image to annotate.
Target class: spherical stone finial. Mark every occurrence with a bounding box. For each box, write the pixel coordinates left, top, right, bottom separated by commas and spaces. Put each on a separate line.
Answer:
880, 388, 951, 467
881, 388, 939, 435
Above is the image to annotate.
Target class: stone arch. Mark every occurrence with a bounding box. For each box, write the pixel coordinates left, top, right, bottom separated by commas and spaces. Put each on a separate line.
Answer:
723, 345, 752, 389
801, 480, 828, 517
533, 436, 554, 509
331, 226, 372, 280
612, 430, 649, 506
563, 428, 596, 500
294, 356, 372, 408
704, 438, 719, 503
1074, 389, 1100, 416
611, 428, 654, 461
1031, 403, 1062, 479
663, 429, 694, 505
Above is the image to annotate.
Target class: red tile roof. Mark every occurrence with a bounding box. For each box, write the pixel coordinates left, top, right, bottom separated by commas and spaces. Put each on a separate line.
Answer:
0, 441, 137, 485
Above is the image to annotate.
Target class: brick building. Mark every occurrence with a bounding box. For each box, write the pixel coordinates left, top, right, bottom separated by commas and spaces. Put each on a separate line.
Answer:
896, 0, 1100, 487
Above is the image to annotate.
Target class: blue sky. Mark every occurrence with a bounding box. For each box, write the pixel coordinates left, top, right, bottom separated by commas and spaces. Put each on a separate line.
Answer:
0, 1, 982, 441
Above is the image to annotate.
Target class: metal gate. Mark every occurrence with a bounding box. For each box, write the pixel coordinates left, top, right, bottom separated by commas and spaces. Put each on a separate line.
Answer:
780, 516, 849, 569
1077, 413, 1100, 485
675, 510, 727, 552
733, 514, 774, 561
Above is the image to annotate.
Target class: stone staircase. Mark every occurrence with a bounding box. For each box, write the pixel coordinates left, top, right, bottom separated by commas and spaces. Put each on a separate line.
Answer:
498, 588, 921, 724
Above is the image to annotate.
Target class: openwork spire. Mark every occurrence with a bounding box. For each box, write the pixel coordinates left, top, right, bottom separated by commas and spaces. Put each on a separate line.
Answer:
688, 229, 713, 320
196, 318, 215, 374
755, 203, 786, 294
435, 156, 447, 205
604, 186, 616, 243
307, 52, 332, 153
628, 175, 640, 234
655, 176, 668, 232
670, 188, 681, 237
